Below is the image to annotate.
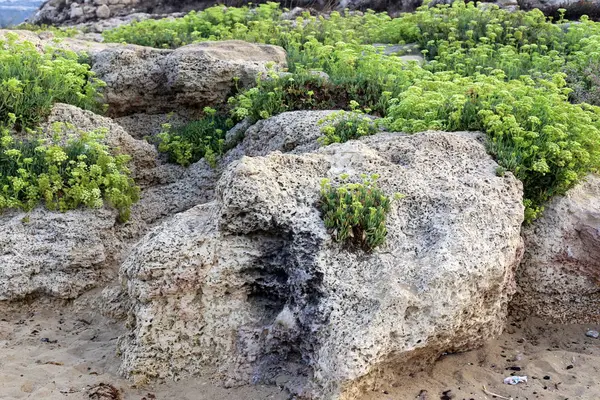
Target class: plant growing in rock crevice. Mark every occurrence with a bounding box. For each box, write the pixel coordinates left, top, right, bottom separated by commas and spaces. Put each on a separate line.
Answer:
318, 102, 379, 145
0, 33, 104, 131
320, 174, 401, 251
0, 118, 139, 221
154, 107, 231, 167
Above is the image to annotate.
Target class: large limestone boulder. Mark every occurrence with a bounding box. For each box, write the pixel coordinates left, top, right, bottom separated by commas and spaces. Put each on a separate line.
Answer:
118, 124, 524, 399
92, 40, 287, 116
513, 175, 600, 324
0, 208, 119, 301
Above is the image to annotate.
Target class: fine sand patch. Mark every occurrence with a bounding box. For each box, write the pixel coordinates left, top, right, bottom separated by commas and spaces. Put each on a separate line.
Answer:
1, 303, 598, 400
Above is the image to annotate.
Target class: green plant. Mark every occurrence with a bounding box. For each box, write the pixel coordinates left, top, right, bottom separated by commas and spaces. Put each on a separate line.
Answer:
155, 107, 231, 167
0, 118, 139, 221
383, 70, 600, 222
0, 33, 104, 130
320, 174, 397, 251
318, 102, 379, 145
14, 24, 79, 38
105, 1, 600, 222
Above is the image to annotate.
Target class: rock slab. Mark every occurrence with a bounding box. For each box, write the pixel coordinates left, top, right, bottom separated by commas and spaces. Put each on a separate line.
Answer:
514, 174, 600, 324
119, 124, 524, 399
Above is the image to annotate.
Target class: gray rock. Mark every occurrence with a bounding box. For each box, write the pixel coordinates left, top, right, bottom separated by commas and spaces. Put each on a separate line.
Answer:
0, 208, 119, 301
118, 121, 524, 399
513, 174, 600, 324
92, 40, 287, 116
96, 4, 111, 19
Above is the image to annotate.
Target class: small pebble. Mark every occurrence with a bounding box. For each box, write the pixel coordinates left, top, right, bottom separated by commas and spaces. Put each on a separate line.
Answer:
543, 375, 551, 380
566, 365, 574, 370
586, 330, 599, 338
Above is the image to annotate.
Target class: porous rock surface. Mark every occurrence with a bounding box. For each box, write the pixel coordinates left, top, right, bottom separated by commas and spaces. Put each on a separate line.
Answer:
0, 208, 119, 301
513, 174, 600, 324
92, 40, 287, 116
118, 123, 524, 399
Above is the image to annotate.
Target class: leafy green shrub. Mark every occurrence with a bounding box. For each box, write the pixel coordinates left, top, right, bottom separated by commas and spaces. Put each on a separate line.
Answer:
0, 34, 104, 130
155, 107, 230, 167
229, 73, 353, 122
105, 1, 600, 221
383, 70, 600, 221
318, 103, 379, 145
320, 174, 396, 251
14, 24, 79, 38
0, 118, 139, 221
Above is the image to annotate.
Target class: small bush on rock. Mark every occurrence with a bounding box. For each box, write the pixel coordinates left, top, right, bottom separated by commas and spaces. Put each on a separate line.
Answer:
155, 107, 230, 167
0, 118, 139, 221
318, 103, 379, 145
0, 34, 104, 130
320, 174, 399, 251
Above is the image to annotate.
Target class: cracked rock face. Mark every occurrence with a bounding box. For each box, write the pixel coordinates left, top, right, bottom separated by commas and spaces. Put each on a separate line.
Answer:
0, 208, 119, 301
92, 40, 287, 116
513, 174, 600, 324
118, 126, 524, 399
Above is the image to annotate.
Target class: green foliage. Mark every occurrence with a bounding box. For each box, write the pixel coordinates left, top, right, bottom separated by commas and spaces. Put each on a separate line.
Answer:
105, 1, 600, 221
0, 119, 139, 221
14, 24, 79, 38
155, 107, 230, 167
318, 103, 379, 145
383, 70, 600, 221
320, 174, 397, 251
0, 33, 104, 130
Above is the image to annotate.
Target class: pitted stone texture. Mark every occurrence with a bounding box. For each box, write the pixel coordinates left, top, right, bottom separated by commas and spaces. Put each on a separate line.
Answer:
513, 174, 600, 324
92, 40, 287, 116
119, 126, 524, 399
0, 208, 119, 301
223, 110, 334, 163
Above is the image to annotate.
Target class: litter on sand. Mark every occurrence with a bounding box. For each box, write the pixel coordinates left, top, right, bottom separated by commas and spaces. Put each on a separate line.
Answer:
503, 376, 528, 385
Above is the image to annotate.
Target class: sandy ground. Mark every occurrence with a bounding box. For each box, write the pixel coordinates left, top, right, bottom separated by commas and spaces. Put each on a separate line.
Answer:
0, 304, 599, 400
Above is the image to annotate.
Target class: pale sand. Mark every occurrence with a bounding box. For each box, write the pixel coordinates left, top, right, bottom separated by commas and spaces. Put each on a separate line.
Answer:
1, 303, 599, 400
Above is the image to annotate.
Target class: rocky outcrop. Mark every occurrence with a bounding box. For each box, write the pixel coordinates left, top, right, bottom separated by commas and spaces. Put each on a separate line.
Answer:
0, 208, 119, 301
513, 175, 600, 324
30, 1, 423, 27
519, 0, 600, 19
92, 40, 287, 116
118, 121, 524, 399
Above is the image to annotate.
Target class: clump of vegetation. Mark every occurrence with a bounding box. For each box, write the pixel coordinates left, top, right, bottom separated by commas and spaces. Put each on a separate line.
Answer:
104, 0, 600, 221
14, 24, 79, 38
155, 107, 231, 167
318, 103, 379, 145
320, 174, 399, 251
0, 33, 104, 130
383, 70, 600, 221
0, 119, 139, 221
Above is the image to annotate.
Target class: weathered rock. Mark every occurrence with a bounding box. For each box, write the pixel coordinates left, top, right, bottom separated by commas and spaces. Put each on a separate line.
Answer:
92, 40, 287, 116
119, 121, 524, 399
513, 175, 600, 324
224, 110, 333, 162
518, 0, 600, 18
0, 208, 119, 301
